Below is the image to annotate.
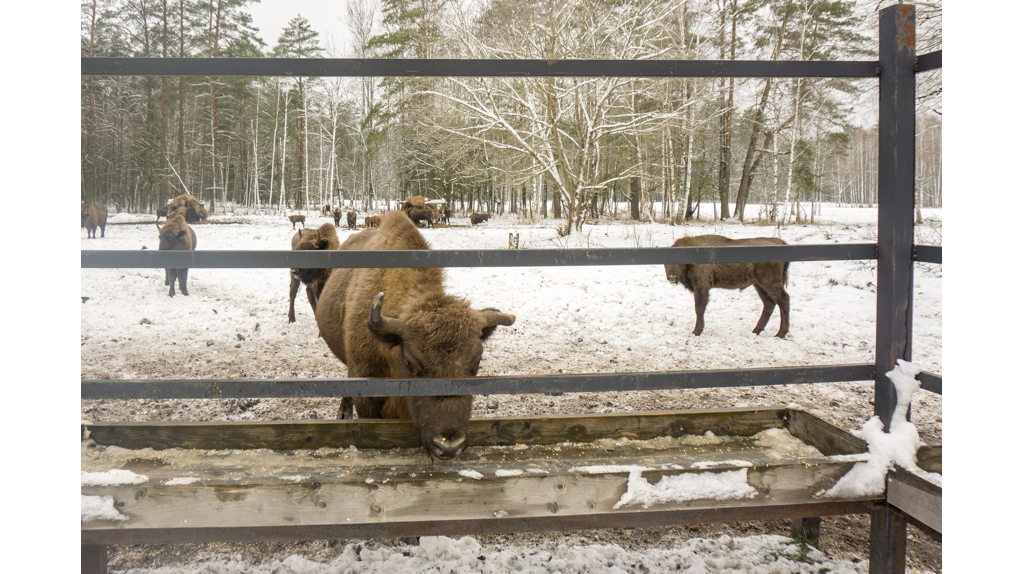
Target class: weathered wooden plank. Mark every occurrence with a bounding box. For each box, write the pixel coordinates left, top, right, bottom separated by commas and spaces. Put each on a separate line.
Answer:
82, 501, 873, 545
886, 468, 941, 535
82, 459, 874, 532
916, 444, 941, 475
869, 502, 907, 574
83, 408, 787, 451
785, 409, 868, 456
81, 544, 107, 574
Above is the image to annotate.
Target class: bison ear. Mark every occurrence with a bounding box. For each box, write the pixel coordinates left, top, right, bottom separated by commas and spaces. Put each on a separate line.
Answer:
479, 308, 516, 340
177, 230, 187, 239
367, 292, 404, 346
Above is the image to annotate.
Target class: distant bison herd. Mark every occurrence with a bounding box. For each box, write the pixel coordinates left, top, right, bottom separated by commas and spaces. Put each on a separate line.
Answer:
83, 193, 796, 460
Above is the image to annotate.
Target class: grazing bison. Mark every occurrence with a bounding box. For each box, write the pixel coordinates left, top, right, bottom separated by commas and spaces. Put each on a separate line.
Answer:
470, 212, 490, 225
665, 235, 790, 338
156, 204, 169, 222
167, 193, 205, 224
316, 211, 516, 460
157, 213, 197, 297
81, 203, 108, 238
333, 207, 343, 227
288, 214, 306, 229
405, 205, 435, 228
288, 223, 341, 323
346, 210, 357, 229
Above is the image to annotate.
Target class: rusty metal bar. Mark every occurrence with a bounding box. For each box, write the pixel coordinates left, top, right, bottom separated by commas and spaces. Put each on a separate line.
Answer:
875, 4, 917, 432
81, 57, 879, 79
80, 364, 874, 400
81, 243, 877, 269
81, 501, 872, 545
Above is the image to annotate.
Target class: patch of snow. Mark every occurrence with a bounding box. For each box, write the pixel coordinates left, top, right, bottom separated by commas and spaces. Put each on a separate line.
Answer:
691, 460, 755, 469
494, 469, 524, 477
459, 469, 484, 480
818, 360, 943, 498
164, 477, 202, 485
81, 495, 129, 522
81, 469, 148, 485
613, 468, 758, 509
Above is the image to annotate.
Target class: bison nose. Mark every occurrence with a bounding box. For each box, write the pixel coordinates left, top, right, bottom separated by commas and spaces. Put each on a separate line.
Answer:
429, 434, 467, 460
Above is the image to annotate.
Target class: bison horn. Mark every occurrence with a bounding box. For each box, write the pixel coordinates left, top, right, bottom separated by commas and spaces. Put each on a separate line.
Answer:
368, 292, 403, 336
481, 310, 516, 328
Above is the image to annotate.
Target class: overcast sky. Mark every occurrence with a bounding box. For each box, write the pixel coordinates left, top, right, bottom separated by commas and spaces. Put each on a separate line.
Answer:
248, 0, 354, 54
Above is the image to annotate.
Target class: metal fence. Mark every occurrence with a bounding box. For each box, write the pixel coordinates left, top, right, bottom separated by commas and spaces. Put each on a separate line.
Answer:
81, 7, 941, 431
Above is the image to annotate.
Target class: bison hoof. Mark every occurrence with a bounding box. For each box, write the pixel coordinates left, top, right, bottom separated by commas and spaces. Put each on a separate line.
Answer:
775, 332, 787, 339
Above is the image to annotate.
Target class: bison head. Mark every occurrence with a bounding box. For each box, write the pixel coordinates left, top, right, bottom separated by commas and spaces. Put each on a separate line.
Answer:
367, 291, 515, 460
290, 225, 340, 285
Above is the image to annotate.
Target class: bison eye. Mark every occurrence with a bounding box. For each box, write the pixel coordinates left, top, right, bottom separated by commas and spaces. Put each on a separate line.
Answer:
405, 361, 417, 374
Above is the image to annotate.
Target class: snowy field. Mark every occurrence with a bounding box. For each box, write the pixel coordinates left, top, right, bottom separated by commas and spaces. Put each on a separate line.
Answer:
80, 204, 942, 573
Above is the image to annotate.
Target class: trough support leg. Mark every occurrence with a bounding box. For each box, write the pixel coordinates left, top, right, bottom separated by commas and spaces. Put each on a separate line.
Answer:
869, 502, 906, 574
82, 544, 107, 574
790, 517, 821, 548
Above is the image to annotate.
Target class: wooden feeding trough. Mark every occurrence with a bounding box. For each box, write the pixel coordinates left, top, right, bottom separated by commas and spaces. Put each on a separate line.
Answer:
81, 406, 938, 548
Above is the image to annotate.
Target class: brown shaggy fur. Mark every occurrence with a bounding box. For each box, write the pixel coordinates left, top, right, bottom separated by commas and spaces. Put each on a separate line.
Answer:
156, 205, 169, 222
470, 212, 490, 225
405, 206, 435, 228
439, 205, 451, 225
288, 214, 306, 229
364, 215, 383, 228
316, 211, 515, 460
665, 235, 790, 338
167, 193, 205, 224
288, 223, 342, 323
81, 204, 108, 238
400, 195, 426, 211
321, 204, 333, 217
333, 208, 343, 227
346, 210, 357, 229
157, 213, 197, 297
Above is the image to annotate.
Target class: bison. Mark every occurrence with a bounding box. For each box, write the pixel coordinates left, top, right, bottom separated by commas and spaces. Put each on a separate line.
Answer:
157, 213, 197, 297
405, 205, 435, 228
156, 204, 169, 222
81, 203, 108, 238
470, 212, 490, 225
316, 211, 516, 460
288, 223, 341, 323
321, 204, 333, 217
664, 235, 790, 338
167, 193, 205, 224
365, 215, 383, 228
333, 207, 343, 227
288, 214, 306, 229
346, 210, 357, 229
439, 205, 451, 225
400, 195, 427, 211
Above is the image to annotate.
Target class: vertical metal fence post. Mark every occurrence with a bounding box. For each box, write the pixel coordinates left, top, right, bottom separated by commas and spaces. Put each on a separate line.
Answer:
875, 4, 916, 432
872, 5, 915, 574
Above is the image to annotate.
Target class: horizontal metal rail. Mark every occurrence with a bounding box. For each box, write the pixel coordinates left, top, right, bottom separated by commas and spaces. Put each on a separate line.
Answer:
916, 50, 942, 72
81, 243, 877, 269
82, 57, 879, 79
914, 245, 941, 264
81, 364, 874, 400
916, 371, 942, 395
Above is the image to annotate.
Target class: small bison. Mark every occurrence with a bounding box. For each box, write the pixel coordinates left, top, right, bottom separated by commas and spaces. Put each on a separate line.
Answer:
157, 213, 197, 297
81, 203, 108, 238
316, 211, 516, 460
288, 214, 306, 229
470, 212, 490, 225
365, 215, 383, 228
156, 205, 169, 222
321, 204, 333, 217
346, 210, 357, 229
439, 205, 451, 225
405, 205, 435, 228
333, 208, 343, 227
288, 223, 341, 323
665, 235, 790, 338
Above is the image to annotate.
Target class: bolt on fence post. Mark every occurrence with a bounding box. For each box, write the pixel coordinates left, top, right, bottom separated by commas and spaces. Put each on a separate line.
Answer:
875, 3, 916, 433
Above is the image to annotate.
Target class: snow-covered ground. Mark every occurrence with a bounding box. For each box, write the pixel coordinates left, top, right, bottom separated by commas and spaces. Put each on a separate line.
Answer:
80, 204, 942, 573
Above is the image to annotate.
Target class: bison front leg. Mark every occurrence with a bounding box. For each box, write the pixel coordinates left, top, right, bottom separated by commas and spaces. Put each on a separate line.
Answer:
178, 269, 190, 296
752, 284, 778, 336
288, 275, 301, 323
690, 283, 711, 336
337, 397, 354, 420
167, 269, 178, 297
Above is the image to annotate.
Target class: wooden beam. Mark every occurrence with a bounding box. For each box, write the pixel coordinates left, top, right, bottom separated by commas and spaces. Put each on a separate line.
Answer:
81, 545, 106, 574
785, 409, 868, 456
886, 468, 941, 535
83, 407, 787, 451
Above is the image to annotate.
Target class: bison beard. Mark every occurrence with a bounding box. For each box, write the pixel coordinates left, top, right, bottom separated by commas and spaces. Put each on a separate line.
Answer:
288, 224, 341, 323
316, 211, 515, 460
665, 235, 790, 338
